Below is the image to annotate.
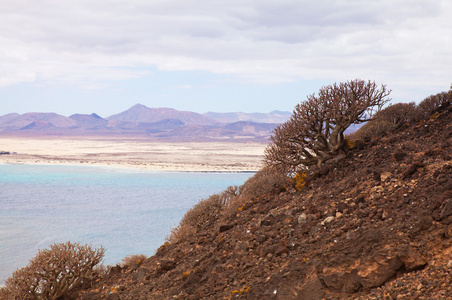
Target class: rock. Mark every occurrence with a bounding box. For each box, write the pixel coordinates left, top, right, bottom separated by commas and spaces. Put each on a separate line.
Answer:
410, 215, 433, 236
255, 234, 267, 243
440, 199, 452, 220
262, 242, 288, 257
294, 273, 325, 299
260, 214, 275, 226
319, 268, 361, 293
437, 174, 449, 184
108, 265, 122, 277
297, 213, 307, 224
447, 260, 452, 269
319, 165, 330, 176
133, 267, 148, 282
159, 260, 176, 271
373, 170, 381, 181
401, 163, 423, 179
321, 216, 334, 226
381, 172, 392, 182
219, 224, 234, 232
357, 249, 403, 289
444, 224, 452, 238
235, 241, 247, 251
355, 194, 366, 204
398, 247, 427, 271
393, 151, 407, 162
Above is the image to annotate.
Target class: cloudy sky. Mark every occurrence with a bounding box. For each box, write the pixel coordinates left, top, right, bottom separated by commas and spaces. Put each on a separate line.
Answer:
1, 0, 451, 117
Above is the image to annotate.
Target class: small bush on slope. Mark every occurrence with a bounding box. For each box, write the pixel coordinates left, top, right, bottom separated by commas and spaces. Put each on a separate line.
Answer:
121, 254, 148, 268
352, 102, 421, 141
418, 90, 451, 119
166, 186, 240, 243
1, 241, 104, 300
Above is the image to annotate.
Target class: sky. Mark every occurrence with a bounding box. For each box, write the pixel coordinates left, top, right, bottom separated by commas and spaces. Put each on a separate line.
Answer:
1, 0, 451, 118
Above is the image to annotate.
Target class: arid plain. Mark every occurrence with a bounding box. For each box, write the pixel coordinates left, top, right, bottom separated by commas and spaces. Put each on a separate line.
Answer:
0, 136, 267, 172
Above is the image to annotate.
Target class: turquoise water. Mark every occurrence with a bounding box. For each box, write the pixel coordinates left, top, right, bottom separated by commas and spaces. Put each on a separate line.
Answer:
0, 164, 253, 285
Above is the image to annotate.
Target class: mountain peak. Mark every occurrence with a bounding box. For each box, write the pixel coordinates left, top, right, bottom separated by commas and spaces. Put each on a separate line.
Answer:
107, 105, 217, 125
130, 103, 150, 110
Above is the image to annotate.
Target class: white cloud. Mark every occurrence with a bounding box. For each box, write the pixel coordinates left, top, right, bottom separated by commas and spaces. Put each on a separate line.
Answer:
0, 0, 451, 97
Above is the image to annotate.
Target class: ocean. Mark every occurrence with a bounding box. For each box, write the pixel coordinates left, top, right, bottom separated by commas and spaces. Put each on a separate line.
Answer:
0, 164, 253, 285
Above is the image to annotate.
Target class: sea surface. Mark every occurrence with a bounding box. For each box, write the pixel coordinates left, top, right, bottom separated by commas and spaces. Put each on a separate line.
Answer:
0, 164, 253, 285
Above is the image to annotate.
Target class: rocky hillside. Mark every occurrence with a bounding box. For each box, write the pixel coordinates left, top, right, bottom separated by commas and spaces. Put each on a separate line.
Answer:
71, 103, 451, 299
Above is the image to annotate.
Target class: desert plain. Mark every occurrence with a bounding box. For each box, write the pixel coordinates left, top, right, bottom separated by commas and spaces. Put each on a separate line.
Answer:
0, 136, 267, 172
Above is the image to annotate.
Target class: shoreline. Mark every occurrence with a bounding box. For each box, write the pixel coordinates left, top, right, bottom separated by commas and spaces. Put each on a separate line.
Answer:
0, 159, 258, 173
0, 136, 267, 172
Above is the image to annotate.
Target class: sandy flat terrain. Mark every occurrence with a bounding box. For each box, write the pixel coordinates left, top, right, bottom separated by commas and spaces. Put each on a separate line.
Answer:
0, 136, 267, 172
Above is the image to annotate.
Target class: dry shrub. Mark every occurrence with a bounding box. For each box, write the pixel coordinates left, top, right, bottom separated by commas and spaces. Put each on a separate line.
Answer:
352, 120, 394, 141
165, 223, 195, 244
2, 241, 104, 300
376, 102, 421, 125
418, 91, 451, 118
166, 186, 240, 243
181, 194, 224, 228
352, 102, 420, 141
120, 254, 147, 268
265, 79, 390, 170
240, 166, 288, 199
93, 264, 110, 276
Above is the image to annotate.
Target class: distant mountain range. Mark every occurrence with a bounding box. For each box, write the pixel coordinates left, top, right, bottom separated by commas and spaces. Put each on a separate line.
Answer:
0, 104, 293, 140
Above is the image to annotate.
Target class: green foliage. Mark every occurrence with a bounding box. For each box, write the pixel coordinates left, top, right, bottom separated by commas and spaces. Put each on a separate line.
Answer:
2, 241, 105, 300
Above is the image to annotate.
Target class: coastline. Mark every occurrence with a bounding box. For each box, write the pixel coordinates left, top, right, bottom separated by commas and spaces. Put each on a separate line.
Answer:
0, 136, 266, 172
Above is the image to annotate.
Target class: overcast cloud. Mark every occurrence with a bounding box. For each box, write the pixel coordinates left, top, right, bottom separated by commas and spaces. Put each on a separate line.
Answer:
0, 0, 451, 114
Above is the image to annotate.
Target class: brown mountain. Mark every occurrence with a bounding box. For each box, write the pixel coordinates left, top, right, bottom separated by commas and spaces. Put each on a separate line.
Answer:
204, 110, 291, 123
107, 104, 218, 126
20, 120, 57, 130
157, 121, 278, 140
0, 112, 76, 130
0, 113, 21, 126
69, 113, 108, 129
68, 103, 452, 299
0, 105, 285, 140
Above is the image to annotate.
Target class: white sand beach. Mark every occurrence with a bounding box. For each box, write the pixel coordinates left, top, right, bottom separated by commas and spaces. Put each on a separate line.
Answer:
0, 136, 267, 172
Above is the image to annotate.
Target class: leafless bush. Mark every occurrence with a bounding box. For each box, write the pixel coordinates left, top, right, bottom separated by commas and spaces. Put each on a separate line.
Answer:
165, 185, 241, 243
181, 194, 224, 228
352, 102, 420, 141
2, 241, 104, 300
120, 254, 147, 268
418, 91, 452, 119
377, 102, 421, 124
165, 223, 196, 244
240, 166, 288, 199
93, 264, 110, 277
264, 79, 391, 172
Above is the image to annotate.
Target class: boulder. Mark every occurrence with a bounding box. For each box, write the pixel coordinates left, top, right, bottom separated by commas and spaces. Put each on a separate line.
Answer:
440, 199, 452, 220
357, 248, 403, 289
398, 247, 427, 271
297, 213, 307, 224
